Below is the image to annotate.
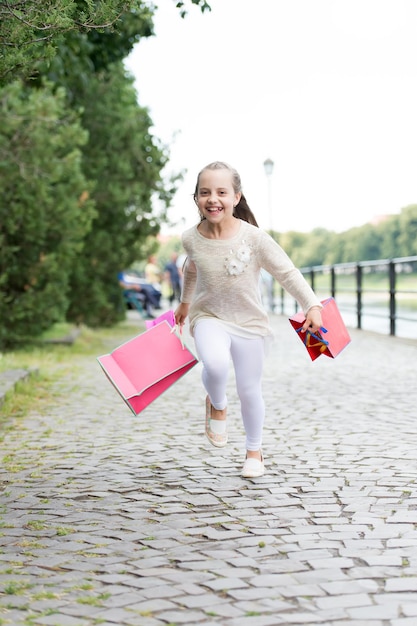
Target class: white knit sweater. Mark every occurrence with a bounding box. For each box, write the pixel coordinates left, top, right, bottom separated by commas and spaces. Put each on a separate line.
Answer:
181, 220, 321, 337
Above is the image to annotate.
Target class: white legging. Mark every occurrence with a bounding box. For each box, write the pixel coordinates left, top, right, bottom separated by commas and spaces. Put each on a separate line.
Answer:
194, 319, 265, 451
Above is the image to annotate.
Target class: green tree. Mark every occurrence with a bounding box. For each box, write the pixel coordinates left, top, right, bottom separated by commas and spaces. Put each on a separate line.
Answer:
297, 228, 334, 268
0, 0, 211, 85
277, 231, 309, 268
327, 225, 383, 264
0, 80, 94, 349
377, 215, 401, 259
66, 63, 170, 326
0, 0, 211, 340
0, 0, 137, 84
397, 205, 417, 257
40, 8, 155, 101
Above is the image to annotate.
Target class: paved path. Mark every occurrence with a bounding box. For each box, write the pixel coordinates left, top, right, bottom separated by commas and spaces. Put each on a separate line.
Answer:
1, 313, 417, 626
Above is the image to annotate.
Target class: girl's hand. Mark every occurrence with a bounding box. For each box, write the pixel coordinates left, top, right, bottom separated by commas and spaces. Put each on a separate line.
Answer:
301, 306, 323, 334
175, 302, 190, 327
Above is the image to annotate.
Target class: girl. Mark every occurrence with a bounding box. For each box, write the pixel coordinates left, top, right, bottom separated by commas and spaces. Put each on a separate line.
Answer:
175, 162, 322, 478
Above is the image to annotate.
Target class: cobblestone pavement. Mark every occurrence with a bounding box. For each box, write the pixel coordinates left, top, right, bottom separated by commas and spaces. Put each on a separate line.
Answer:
1, 312, 417, 626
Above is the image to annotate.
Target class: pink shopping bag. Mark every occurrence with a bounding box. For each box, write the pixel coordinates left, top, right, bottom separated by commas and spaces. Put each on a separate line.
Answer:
145, 309, 175, 329
97, 320, 198, 415
289, 297, 351, 361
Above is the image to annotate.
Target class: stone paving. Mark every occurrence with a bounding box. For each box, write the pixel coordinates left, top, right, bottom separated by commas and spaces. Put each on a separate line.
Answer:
1, 312, 417, 626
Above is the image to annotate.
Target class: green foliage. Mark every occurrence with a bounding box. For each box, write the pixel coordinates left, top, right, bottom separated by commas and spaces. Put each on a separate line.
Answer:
278, 228, 333, 268
0, 0, 149, 84
276, 231, 305, 268
279, 205, 417, 269
1, 1, 199, 337
66, 62, 171, 326
398, 205, 417, 257
0, 80, 95, 349
86, 8, 155, 72
328, 224, 384, 265
174, 0, 211, 18
41, 8, 155, 101
0, 0, 72, 83
0, 0, 212, 85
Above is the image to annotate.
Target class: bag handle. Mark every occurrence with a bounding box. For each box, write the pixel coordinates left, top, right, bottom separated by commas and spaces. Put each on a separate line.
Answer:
296, 326, 329, 352
170, 323, 185, 350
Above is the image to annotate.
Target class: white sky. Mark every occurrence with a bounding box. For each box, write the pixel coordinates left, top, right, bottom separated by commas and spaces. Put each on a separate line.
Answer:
125, 0, 417, 234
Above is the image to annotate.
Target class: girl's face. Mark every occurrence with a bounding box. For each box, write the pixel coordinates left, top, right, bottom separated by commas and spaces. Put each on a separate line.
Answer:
195, 169, 241, 224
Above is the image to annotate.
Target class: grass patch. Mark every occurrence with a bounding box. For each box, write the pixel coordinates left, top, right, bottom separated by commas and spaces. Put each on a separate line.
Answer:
56, 526, 76, 536
0, 317, 144, 374
24, 520, 47, 531
32, 591, 59, 600
76, 592, 110, 606
0, 368, 62, 427
3, 580, 33, 595
40, 323, 76, 341
0, 316, 145, 425
15, 539, 44, 550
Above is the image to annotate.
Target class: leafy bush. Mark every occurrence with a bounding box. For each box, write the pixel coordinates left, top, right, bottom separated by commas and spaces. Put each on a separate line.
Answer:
0, 81, 95, 349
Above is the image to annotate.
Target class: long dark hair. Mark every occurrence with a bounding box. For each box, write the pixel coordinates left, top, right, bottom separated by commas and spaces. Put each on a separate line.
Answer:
194, 161, 259, 227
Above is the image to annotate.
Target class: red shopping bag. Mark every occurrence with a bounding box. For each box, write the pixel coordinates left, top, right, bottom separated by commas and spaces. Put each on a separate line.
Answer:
289, 297, 351, 361
97, 320, 198, 414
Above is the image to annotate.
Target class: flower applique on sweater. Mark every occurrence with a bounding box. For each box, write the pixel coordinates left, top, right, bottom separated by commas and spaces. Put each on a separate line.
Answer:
225, 241, 252, 276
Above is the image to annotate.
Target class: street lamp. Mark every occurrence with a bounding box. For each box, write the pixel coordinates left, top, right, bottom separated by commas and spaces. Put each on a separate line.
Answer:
263, 158, 274, 232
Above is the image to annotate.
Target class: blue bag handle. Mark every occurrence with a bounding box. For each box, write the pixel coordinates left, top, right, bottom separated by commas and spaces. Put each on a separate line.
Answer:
296, 326, 329, 351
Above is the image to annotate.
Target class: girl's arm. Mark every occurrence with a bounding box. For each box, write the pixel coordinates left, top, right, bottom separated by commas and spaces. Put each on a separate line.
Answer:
175, 302, 190, 327
174, 257, 196, 327
258, 233, 323, 331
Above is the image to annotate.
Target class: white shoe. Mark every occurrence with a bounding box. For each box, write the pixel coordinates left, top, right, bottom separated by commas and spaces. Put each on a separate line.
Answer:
241, 454, 265, 478
205, 396, 228, 448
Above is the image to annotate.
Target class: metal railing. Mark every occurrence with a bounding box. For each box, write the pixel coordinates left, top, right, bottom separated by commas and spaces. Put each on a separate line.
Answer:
275, 256, 417, 339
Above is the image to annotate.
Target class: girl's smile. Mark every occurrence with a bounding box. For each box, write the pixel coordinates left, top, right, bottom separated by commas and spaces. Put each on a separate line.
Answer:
206, 205, 223, 215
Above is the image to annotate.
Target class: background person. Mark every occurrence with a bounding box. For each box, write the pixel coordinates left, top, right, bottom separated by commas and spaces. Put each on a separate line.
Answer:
118, 271, 156, 319
144, 254, 162, 290
164, 252, 182, 305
